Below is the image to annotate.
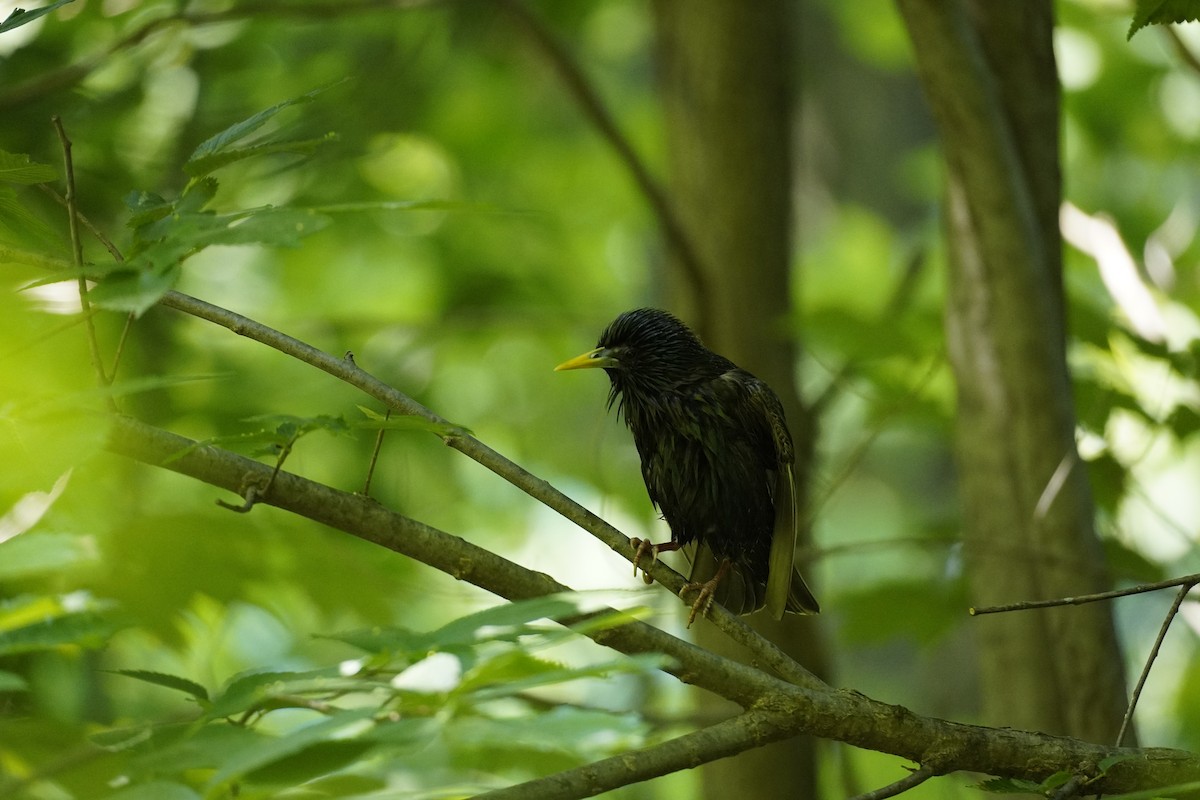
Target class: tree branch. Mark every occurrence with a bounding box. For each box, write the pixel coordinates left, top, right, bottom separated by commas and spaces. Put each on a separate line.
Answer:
474, 708, 796, 800
154, 289, 818, 690
105, 414, 1200, 796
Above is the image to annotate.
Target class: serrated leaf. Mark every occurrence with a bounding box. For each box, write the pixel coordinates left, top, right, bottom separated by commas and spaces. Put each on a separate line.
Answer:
185, 133, 337, 179
1129, 0, 1200, 38
0, 151, 56, 185
207, 707, 377, 789
0, 1, 75, 34
108, 670, 210, 702
188, 85, 335, 166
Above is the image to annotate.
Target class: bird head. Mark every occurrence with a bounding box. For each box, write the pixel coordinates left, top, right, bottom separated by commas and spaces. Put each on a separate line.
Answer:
555, 309, 712, 411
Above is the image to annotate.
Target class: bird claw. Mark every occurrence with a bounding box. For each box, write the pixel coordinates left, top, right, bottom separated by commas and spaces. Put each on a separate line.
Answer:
680, 579, 719, 628
630, 538, 658, 584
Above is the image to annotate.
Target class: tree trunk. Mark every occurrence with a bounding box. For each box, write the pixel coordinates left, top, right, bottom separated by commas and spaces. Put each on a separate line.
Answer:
896, 0, 1130, 741
652, 1, 826, 797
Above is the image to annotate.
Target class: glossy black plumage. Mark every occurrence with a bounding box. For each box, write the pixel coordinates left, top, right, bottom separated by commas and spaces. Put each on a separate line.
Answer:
557, 308, 819, 622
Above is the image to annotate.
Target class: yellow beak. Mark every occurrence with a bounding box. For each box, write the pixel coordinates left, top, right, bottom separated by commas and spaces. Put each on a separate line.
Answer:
554, 347, 617, 371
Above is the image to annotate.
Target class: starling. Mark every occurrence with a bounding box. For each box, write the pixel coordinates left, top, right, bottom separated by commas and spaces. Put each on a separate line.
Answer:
556, 308, 819, 625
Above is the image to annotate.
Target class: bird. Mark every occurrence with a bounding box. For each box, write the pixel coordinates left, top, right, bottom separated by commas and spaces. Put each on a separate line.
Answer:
555, 308, 819, 626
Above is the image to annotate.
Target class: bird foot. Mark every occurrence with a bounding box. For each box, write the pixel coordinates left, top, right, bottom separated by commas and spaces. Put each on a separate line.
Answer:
630, 538, 679, 585
679, 559, 732, 628
680, 579, 718, 627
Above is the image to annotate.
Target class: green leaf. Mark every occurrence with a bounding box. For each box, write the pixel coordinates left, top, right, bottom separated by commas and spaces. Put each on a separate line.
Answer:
0, 151, 56, 185
207, 707, 377, 789
187, 85, 336, 167
108, 670, 210, 702
1129, 0, 1200, 38
0, 1, 75, 34
185, 133, 337, 179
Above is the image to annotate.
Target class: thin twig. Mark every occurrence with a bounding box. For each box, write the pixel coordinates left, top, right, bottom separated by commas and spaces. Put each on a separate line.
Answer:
970, 572, 1200, 616
37, 183, 135, 379
362, 406, 389, 495
51, 115, 110, 391
1116, 580, 1197, 747
848, 765, 935, 800
496, 0, 712, 329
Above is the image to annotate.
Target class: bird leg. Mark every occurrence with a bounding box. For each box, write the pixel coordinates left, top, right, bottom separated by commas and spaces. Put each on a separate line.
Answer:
680, 558, 732, 627
629, 538, 681, 585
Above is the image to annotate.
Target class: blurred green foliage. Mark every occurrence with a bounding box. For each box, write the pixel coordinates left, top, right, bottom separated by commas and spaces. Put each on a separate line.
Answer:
1, 0, 1200, 797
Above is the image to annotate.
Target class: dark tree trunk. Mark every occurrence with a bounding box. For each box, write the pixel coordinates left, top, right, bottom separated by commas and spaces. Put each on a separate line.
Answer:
896, 0, 1130, 741
653, 1, 826, 796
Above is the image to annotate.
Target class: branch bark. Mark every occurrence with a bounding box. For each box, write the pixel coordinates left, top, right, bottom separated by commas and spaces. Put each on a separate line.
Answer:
104, 405, 1200, 797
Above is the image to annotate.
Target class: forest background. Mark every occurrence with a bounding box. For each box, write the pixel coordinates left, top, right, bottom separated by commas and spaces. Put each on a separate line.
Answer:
3, 1, 1200, 798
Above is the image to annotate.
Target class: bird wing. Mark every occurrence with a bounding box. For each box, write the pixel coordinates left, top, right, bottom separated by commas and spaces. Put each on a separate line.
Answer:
741, 376, 805, 619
